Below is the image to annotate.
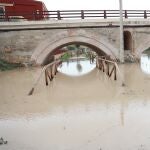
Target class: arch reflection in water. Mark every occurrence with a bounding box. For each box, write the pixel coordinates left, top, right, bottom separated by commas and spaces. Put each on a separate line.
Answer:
141, 54, 150, 75
58, 60, 96, 76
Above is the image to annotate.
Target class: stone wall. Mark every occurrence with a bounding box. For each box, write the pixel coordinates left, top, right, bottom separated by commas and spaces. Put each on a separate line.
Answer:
0, 20, 150, 65
0, 30, 45, 65
0, 28, 120, 65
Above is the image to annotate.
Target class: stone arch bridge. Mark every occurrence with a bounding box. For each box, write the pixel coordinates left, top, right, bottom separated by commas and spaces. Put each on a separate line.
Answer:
0, 19, 150, 65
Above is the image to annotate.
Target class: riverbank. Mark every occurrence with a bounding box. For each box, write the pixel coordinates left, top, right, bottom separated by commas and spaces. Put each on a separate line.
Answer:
0, 59, 23, 71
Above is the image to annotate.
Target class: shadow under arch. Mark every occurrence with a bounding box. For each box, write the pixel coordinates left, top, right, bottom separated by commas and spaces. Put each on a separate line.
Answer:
141, 47, 150, 54
44, 42, 108, 65
124, 31, 132, 51
31, 35, 119, 65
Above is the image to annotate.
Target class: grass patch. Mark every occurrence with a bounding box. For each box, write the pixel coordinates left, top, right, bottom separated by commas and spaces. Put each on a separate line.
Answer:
0, 59, 22, 71
61, 53, 71, 61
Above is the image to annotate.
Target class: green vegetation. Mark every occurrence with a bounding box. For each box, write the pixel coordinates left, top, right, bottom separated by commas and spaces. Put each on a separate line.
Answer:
83, 52, 91, 59
143, 47, 150, 55
66, 44, 81, 51
67, 45, 76, 51
61, 53, 71, 61
0, 59, 21, 71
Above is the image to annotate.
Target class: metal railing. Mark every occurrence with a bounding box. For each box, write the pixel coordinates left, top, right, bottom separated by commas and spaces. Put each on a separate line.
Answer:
0, 10, 150, 21
47, 10, 150, 20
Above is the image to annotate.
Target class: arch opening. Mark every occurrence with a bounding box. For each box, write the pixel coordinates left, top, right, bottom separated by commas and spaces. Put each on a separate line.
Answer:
43, 42, 107, 65
124, 31, 132, 51
31, 35, 118, 65
46, 43, 99, 76
140, 47, 150, 75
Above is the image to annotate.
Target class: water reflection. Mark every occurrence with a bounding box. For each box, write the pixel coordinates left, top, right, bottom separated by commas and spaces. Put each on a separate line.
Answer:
58, 59, 96, 76
141, 54, 150, 75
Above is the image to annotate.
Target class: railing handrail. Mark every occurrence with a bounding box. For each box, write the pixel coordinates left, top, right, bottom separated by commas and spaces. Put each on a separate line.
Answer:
28, 59, 61, 95
96, 56, 125, 86
1, 10, 150, 21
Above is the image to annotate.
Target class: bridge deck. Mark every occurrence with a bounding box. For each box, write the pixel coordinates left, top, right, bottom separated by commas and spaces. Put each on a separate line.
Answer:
0, 18, 150, 31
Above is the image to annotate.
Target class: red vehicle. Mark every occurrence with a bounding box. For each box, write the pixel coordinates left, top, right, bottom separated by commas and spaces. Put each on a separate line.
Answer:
0, 0, 48, 21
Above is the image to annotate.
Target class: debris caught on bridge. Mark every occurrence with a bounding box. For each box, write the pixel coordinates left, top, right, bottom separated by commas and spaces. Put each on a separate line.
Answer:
96, 56, 125, 86
28, 60, 61, 96
0, 137, 7, 145
44, 63, 59, 86
28, 56, 125, 96
96, 57, 117, 80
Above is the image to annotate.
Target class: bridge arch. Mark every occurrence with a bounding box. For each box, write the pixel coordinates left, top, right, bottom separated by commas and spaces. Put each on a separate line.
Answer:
31, 35, 119, 65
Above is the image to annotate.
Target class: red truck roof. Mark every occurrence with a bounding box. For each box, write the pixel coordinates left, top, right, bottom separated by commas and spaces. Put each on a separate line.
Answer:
0, 0, 12, 3
0, 0, 48, 20
0, 0, 47, 10
0, 0, 44, 4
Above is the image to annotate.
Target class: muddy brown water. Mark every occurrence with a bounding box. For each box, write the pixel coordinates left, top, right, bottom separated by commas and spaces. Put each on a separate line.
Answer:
0, 63, 150, 150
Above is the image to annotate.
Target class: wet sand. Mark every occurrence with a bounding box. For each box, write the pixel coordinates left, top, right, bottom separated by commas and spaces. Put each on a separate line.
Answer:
0, 63, 150, 150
